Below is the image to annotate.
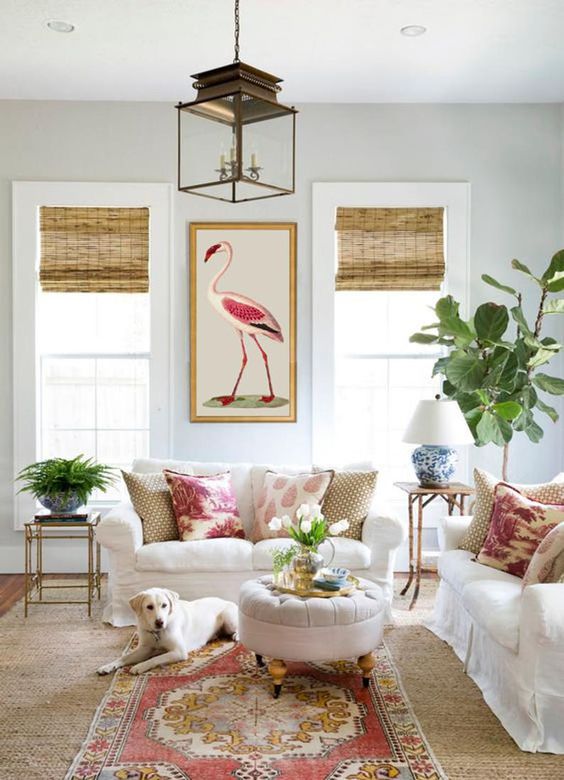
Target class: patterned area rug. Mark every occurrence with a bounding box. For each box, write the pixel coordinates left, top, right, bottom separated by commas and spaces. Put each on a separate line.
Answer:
66, 638, 444, 780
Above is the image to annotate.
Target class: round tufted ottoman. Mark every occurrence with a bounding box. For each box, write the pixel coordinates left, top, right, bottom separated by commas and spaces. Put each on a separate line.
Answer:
238, 576, 386, 697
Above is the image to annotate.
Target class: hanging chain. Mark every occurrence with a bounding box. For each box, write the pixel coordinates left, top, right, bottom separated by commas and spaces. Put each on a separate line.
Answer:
233, 0, 240, 62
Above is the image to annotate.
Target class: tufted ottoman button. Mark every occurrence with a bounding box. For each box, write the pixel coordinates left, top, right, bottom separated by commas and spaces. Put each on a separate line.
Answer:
238, 576, 386, 697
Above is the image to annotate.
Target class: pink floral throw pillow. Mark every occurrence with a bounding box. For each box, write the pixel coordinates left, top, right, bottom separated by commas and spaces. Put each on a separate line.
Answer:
477, 483, 564, 578
252, 470, 334, 542
522, 523, 564, 589
163, 470, 245, 541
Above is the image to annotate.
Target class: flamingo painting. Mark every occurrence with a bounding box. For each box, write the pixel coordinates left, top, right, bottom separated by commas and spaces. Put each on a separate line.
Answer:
203, 241, 287, 408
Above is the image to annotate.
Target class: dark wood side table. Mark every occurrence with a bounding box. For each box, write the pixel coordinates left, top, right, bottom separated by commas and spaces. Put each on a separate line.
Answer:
24, 512, 101, 617
394, 482, 474, 610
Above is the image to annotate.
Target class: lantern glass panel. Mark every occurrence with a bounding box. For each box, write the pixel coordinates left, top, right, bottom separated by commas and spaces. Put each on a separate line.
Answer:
241, 101, 294, 193
179, 107, 235, 191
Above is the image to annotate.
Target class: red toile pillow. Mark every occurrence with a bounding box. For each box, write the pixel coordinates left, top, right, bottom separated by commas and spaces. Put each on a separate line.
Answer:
477, 483, 564, 578
163, 470, 245, 541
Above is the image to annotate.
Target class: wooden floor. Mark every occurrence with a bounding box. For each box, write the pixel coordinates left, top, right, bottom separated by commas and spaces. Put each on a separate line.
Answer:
0, 573, 92, 618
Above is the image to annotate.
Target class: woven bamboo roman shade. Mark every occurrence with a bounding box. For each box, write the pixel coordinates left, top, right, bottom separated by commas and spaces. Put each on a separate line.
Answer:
39, 207, 149, 293
335, 207, 445, 291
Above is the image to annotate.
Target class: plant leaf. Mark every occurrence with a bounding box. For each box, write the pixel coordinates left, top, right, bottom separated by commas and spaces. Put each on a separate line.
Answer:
476, 411, 512, 446
536, 397, 559, 422
525, 419, 544, 443
533, 373, 564, 395
528, 347, 559, 370
542, 249, 564, 293
511, 306, 532, 336
512, 259, 541, 285
409, 333, 439, 344
445, 353, 486, 392
543, 299, 564, 314
438, 316, 475, 347
492, 401, 522, 420
435, 296, 460, 320
481, 274, 517, 296
432, 357, 449, 377
474, 302, 509, 343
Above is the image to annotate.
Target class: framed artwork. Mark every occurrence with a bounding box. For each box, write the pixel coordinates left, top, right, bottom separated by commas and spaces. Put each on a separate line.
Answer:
190, 222, 296, 422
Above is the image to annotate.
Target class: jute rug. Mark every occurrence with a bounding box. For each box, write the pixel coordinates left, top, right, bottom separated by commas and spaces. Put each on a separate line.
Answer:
1, 581, 563, 779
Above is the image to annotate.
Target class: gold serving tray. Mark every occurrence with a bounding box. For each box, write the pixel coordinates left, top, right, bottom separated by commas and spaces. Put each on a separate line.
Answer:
273, 573, 359, 598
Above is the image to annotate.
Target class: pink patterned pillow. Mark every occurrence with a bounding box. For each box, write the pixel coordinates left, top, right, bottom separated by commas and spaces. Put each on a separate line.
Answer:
477, 483, 564, 578
163, 470, 245, 541
252, 470, 334, 542
522, 523, 564, 589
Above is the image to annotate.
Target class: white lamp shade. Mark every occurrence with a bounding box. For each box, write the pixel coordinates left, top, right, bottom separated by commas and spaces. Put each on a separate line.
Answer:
402, 399, 475, 446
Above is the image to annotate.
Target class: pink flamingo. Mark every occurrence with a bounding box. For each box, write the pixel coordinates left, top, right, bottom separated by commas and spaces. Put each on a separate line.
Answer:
204, 241, 283, 406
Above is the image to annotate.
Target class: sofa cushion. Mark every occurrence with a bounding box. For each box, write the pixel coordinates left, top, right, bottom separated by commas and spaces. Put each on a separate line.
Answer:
251, 470, 334, 542
164, 470, 245, 541
523, 522, 564, 588
252, 537, 371, 571
458, 468, 564, 555
122, 470, 192, 545
438, 549, 520, 595
135, 537, 253, 572
462, 579, 522, 653
320, 469, 378, 540
477, 484, 564, 578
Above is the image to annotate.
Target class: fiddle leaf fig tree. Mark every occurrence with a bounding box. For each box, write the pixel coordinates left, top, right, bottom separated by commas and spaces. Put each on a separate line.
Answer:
410, 250, 564, 479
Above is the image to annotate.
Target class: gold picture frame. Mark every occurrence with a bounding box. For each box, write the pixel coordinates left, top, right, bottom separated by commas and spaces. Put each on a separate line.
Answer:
190, 222, 296, 422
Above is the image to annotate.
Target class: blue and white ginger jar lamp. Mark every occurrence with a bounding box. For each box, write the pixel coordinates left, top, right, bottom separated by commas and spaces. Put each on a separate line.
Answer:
402, 396, 474, 487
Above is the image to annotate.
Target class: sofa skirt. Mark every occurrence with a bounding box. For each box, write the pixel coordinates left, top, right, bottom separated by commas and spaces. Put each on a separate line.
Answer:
426, 579, 564, 753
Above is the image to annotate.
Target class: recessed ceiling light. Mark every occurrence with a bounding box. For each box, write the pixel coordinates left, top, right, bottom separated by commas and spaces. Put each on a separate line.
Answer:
400, 25, 427, 37
46, 19, 75, 33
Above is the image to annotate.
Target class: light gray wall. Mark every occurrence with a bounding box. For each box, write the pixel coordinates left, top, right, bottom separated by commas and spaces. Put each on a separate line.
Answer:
0, 101, 563, 571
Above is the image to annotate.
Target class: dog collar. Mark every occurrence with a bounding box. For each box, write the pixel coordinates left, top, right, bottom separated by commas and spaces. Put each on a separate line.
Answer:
146, 629, 161, 642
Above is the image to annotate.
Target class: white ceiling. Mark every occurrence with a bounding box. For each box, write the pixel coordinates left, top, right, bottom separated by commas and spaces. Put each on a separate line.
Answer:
2, 0, 564, 103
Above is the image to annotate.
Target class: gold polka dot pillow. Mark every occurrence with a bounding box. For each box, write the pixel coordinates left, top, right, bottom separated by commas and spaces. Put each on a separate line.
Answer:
320, 470, 378, 540
458, 468, 564, 555
252, 470, 334, 542
122, 468, 193, 545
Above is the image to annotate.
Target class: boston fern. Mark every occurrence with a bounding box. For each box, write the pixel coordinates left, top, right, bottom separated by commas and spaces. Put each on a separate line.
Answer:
17, 455, 116, 505
410, 250, 564, 479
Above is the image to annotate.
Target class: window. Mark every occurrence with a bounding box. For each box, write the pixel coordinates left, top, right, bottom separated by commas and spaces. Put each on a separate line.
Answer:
334, 290, 442, 498
312, 183, 470, 510
13, 182, 171, 526
37, 292, 150, 502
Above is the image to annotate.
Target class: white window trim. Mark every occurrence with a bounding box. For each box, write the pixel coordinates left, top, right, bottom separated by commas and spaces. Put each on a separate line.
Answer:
312, 181, 471, 481
12, 181, 173, 528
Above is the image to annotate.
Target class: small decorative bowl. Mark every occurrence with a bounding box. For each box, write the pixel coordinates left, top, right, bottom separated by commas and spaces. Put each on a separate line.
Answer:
320, 566, 350, 584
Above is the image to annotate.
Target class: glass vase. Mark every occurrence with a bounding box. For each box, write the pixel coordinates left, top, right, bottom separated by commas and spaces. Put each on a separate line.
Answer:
290, 545, 325, 592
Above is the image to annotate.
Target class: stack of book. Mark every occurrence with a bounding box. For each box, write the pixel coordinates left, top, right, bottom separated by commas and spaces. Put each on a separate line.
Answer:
34, 510, 89, 522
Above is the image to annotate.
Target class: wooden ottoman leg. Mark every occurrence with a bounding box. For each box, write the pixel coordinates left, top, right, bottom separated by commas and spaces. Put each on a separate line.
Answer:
268, 659, 288, 698
255, 653, 265, 667
358, 652, 375, 688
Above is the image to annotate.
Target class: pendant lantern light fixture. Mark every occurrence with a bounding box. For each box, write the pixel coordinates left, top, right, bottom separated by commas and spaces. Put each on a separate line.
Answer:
176, 0, 297, 203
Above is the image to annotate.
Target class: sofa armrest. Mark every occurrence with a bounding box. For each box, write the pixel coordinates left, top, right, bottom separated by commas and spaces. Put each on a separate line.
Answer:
521, 583, 564, 647
96, 502, 143, 556
437, 515, 473, 552
362, 509, 405, 552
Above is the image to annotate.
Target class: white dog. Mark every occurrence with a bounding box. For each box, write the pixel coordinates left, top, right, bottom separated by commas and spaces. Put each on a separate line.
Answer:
97, 587, 238, 676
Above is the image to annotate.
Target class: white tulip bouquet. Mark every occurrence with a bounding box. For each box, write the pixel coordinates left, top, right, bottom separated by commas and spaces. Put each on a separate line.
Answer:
268, 503, 349, 550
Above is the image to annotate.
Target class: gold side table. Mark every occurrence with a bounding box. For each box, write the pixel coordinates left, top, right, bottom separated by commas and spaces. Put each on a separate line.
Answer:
394, 482, 474, 610
24, 512, 101, 617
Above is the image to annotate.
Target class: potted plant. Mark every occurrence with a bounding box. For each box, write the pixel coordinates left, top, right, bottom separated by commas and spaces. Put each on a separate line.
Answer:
16, 454, 116, 513
410, 250, 564, 479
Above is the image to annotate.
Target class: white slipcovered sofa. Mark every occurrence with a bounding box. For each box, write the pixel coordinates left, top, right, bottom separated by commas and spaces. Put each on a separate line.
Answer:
96, 458, 404, 628
427, 514, 564, 753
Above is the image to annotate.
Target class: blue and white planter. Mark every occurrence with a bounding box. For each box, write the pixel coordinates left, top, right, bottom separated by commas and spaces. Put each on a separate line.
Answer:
411, 445, 458, 487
